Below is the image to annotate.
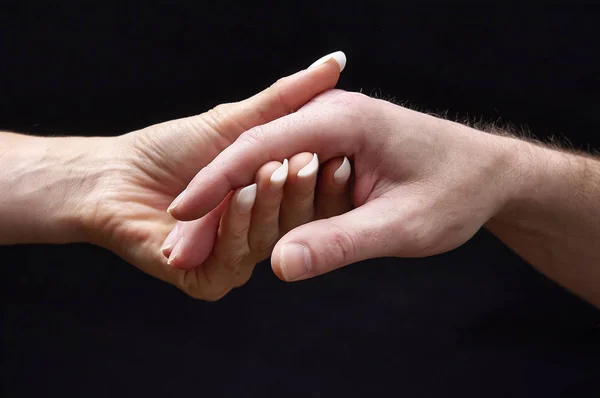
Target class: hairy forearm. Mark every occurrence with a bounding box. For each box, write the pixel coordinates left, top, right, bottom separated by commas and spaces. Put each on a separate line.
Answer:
486, 139, 600, 307
0, 132, 113, 245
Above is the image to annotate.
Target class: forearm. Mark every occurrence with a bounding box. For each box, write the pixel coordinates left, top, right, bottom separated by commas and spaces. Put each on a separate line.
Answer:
0, 132, 113, 245
486, 139, 600, 307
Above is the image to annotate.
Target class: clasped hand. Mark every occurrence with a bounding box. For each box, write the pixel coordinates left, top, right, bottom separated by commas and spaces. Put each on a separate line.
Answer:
88, 53, 350, 300
92, 51, 516, 301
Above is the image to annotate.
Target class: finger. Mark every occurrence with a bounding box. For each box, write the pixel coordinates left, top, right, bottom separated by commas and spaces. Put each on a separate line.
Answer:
164, 195, 230, 269
247, 160, 288, 257
234, 159, 288, 286
168, 90, 369, 221
199, 184, 257, 297
280, 153, 319, 234
166, 50, 344, 212
314, 156, 352, 219
199, 51, 346, 143
271, 199, 400, 282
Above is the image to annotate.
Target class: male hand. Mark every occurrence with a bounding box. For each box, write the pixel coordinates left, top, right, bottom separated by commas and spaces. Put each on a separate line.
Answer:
167, 89, 523, 281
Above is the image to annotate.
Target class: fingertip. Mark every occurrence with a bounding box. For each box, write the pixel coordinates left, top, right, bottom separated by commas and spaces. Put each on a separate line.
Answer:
253, 160, 286, 192
166, 198, 231, 270
270, 244, 285, 281
167, 189, 187, 215
317, 156, 351, 195
256, 160, 283, 180
269, 159, 289, 191
333, 157, 351, 185
308, 50, 347, 73
297, 153, 319, 178
235, 183, 258, 215
288, 152, 317, 179
271, 241, 313, 282
166, 233, 200, 270
168, 175, 233, 222
314, 157, 352, 220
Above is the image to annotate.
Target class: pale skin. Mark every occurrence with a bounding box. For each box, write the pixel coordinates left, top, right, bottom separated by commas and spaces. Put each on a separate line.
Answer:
170, 89, 600, 309
0, 54, 350, 300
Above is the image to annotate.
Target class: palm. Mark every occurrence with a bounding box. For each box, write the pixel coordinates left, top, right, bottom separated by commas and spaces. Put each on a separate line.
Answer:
90, 154, 182, 282
92, 113, 245, 285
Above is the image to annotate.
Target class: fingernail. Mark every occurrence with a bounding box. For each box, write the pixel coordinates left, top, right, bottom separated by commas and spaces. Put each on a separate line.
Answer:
269, 159, 289, 192
160, 224, 179, 256
279, 243, 311, 281
297, 153, 319, 178
236, 183, 257, 214
308, 51, 346, 72
167, 236, 183, 266
167, 189, 187, 213
333, 157, 351, 185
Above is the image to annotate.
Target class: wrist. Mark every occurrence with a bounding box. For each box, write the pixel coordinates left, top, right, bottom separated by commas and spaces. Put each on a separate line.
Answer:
0, 133, 119, 245
435, 120, 531, 223
55, 136, 123, 245
484, 136, 574, 225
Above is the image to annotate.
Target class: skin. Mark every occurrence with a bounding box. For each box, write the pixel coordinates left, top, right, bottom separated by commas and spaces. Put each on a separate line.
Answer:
169, 89, 600, 309
0, 56, 348, 300
160, 153, 351, 300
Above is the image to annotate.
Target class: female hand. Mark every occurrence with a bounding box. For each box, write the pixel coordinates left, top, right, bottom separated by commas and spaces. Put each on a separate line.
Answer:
80, 52, 347, 297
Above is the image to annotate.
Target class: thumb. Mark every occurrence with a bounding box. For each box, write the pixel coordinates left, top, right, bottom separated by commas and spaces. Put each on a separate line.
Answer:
271, 200, 399, 282
192, 50, 347, 143
133, 51, 346, 190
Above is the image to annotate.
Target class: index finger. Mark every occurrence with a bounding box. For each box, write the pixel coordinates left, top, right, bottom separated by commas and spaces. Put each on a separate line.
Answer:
168, 90, 366, 221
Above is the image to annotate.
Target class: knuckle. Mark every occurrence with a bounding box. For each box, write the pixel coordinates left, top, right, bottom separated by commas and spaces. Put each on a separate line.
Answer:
228, 223, 250, 241
238, 126, 266, 148
271, 75, 287, 88
202, 103, 231, 132
207, 103, 234, 125
200, 102, 247, 144
323, 225, 357, 266
315, 89, 369, 109
339, 90, 369, 105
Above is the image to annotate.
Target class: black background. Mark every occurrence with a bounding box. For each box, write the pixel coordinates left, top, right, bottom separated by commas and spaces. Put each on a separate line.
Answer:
2, 2, 599, 397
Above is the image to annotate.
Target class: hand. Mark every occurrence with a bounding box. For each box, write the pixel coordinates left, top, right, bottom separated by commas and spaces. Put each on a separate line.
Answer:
167, 89, 522, 281
83, 52, 347, 297
160, 153, 351, 300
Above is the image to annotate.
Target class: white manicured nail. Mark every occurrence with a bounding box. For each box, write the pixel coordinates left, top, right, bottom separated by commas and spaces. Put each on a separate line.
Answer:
297, 153, 319, 178
308, 51, 346, 72
333, 157, 351, 185
236, 183, 257, 214
270, 159, 289, 191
